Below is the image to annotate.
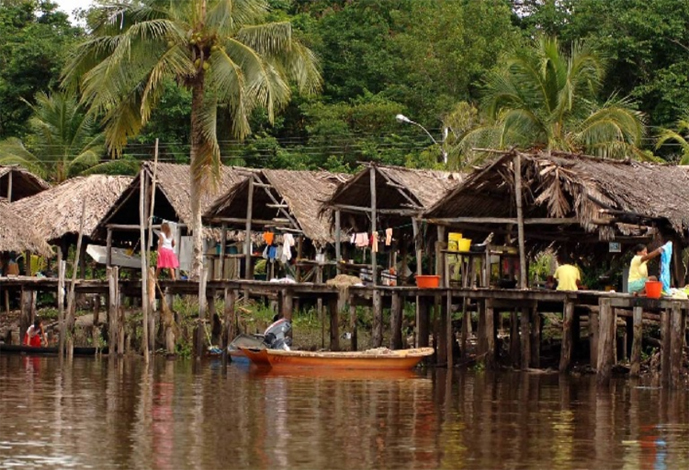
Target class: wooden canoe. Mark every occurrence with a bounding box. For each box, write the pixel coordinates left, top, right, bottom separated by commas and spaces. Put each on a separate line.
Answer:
0, 344, 108, 356
239, 347, 434, 371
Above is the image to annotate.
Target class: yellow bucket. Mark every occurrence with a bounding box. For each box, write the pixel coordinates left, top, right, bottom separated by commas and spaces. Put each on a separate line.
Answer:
458, 238, 472, 252
448, 232, 463, 252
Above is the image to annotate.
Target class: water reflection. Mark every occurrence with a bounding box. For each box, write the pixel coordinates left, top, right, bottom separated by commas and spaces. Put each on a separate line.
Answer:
1, 355, 689, 469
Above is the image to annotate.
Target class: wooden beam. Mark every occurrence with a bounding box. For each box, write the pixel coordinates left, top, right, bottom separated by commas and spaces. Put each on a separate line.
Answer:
426, 217, 579, 226
331, 203, 420, 216
514, 153, 527, 289
7, 170, 12, 202
206, 217, 276, 226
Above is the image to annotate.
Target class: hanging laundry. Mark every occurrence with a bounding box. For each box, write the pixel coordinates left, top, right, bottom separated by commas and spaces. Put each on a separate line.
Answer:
354, 232, 369, 248
263, 232, 275, 245
268, 245, 278, 261
371, 232, 379, 253
385, 228, 393, 246
281, 233, 295, 263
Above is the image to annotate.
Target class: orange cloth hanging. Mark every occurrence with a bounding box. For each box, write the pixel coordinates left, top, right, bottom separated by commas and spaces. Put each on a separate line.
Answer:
263, 232, 274, 245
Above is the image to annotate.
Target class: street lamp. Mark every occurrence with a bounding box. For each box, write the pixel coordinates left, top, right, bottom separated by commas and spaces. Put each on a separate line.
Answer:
396, 113, 448, 164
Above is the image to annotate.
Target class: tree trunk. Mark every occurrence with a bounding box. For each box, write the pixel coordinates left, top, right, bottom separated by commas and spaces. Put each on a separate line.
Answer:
189, 76, 207, 280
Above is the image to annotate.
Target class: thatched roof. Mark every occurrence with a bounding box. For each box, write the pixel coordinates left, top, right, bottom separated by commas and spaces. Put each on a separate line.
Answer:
0, 165, 50, 202
12, 175, 132, 244
425, 150, 689, 242
0, 202, 52, 256
96, 162, 246, 238
328, 164, 463, 213
204, 169, 350, 245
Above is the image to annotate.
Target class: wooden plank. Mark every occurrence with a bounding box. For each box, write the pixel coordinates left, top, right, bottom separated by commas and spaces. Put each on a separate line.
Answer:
390, 291, 403, 350
331, 203, 420, 216
426, 217, 578, 225
560, 299, 575, 373
596, 298, 614, 385
630, 306, 643, 377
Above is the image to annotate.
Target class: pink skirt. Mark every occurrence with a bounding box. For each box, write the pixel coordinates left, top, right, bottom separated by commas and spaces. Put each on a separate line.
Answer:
157, 247, 179, 269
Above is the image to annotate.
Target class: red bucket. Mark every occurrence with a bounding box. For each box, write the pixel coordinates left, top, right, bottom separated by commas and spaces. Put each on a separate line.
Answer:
415, 275, 440, 288
645, 280, 662, 299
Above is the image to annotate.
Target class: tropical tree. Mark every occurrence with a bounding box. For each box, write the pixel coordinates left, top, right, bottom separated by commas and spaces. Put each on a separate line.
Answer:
451, 37, 646, 168
0, 91, 109, 182
656, 116, 689, 164
62, 0, 321, 277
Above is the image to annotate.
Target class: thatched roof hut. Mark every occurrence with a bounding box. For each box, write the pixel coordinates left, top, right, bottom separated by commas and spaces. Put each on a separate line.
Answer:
204, 169, 350, 246
0, 202, 52, 256
95, 162, 246, 240
326, 163, 463, 229
11, 175, 132, 245
425, 149, 689, 244
0, 165, 50, 202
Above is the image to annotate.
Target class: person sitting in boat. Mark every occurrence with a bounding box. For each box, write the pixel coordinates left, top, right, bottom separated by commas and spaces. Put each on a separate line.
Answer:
628, 243, 663, 295
156, 222, 179, 280
23, 318, 47, 347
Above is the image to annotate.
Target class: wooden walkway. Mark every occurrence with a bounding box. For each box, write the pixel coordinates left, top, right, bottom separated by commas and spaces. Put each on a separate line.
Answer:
2, 276, 687, 387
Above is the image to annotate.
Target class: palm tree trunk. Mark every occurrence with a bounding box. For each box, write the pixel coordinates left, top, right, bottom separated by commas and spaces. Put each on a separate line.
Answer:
189, 77, 206, 281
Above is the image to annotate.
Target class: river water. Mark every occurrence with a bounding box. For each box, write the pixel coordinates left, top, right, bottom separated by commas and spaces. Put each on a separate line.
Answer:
1, 355, 688, 470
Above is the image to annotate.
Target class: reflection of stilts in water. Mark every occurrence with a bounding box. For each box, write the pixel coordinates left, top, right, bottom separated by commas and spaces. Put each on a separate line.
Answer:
152, 381, 175, 470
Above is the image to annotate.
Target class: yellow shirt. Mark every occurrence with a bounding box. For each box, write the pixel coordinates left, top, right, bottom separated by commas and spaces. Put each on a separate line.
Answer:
554, 264, 581, 291
628, 255, 648, 282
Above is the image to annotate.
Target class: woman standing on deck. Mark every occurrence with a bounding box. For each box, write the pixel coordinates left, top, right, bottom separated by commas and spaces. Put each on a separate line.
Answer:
156, 222, 179, 280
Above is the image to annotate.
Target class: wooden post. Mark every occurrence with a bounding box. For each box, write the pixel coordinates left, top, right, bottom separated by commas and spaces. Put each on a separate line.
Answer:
520, 307, 531, 369
446, 291, 453, 368
510, 309, 520, 367
19, 287, 32, 343
597, 298, 614, 386
560, 299, 575, 373
372, 289, 383, 347
589, 307, 599, 368
529, 306, 540, 368
477, 299, 487, 355
418, 299, 429, 348
244, 178, 255, 280
484, 299, 495, 369
349, 300, 358, 351
671, 303, 682, 388
219, 223, 227, 279
221, 288, 236, 367
195, 266, 208, 359
661, 308, 671, 386
335, 210, 342, 273
7, 170, 12, 202
57, 259, 66, 353
514, 153, 527, 288
436, 293, 447, 366
390, 292, 403, 350
412, 218, 423, 347
630, 306, 643, 377
435, 226, 446, 283
146, 139, 159, 252
139, 169, 150, 364
65, 199, 87, 347
329, 297, 340, 351
147, 267, 156, 353
370, 167, 377, 286
108, 266, 119, 355
281, 288, 293, 321
106, 228, 113, 267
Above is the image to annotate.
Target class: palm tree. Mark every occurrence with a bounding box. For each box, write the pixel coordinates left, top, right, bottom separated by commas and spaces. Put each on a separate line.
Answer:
450, 37, 645, 168
0, 91, 107, 183
656, 116, 689, 164
62, 0, 321, 277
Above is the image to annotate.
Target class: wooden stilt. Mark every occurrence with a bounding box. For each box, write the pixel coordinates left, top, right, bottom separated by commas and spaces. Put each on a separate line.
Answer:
107, 267, 119, 355
670, 303, 682, 389
460, 303, 469, 359
390, 292, 403, 350
418, 300, 429, 348
349, 300, 358, 351
661, 308, 671, 386
446, 292, 453, 368
630, 306, 643, 377
520, 306, 531, 369
372, 289, 383, 347
484, 299, 495, 369
329, 297, 340, 351
589, 307, 599, 368
529, 306, 540, 368
597, 298, 614, 386
477, 299, 487, 355
19, 288, 32, 343
195, 266, 208, 359
560, 299, 575, 373
510, 309, 520, 366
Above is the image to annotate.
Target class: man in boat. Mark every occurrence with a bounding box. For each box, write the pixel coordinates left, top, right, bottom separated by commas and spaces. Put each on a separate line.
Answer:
23, 318, 48, 347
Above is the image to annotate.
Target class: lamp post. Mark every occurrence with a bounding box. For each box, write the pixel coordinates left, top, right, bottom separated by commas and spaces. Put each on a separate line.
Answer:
396, 113, 448, 164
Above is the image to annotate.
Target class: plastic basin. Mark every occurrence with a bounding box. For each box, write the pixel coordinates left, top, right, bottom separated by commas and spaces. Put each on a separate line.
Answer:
416, 275, 440, 288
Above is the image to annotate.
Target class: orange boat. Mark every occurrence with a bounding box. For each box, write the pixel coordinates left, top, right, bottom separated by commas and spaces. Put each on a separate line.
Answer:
239, 347, 434, 371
